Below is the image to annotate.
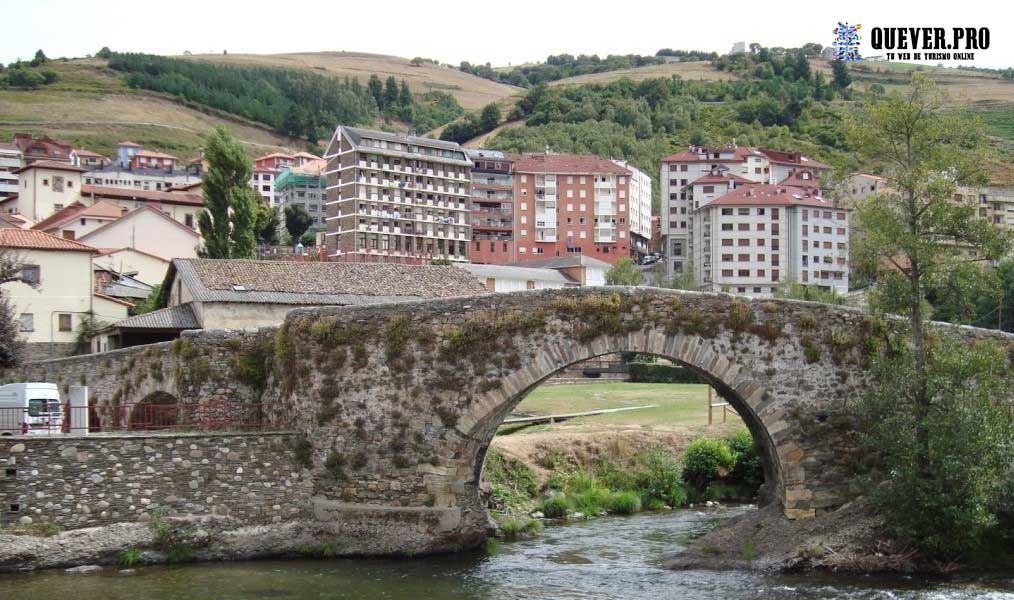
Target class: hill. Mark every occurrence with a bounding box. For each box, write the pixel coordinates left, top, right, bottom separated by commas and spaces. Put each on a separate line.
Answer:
183, 52, 520, 111
0, 59, 299, 159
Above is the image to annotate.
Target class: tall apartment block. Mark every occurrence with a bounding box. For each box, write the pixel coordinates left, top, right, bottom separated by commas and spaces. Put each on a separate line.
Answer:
660, 145, 830, 277
324, 126, 472, 263
691, 184, 850, 297
611, 159, 653, 258
276, 159, 326, 229
512, 154, 632, 263
467, 149, 516, 264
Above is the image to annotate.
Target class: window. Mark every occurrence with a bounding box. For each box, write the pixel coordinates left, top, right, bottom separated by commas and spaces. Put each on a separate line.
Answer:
737, 208, 750, 216
771, 269, 779, 282
19, 314, 33, 332
722, 269, 733, 277
737, 223, 749, 231
721, 223, 733, 231
185, 214, 194, 228
58, 314, 72, 332
738, 270, 749, 277
721, 254, 733, 261
738, 254, 749, 262
721, 239, 733, 247
702, 185, 714, 194
756, 223, 765, 231
721, 208, 732, 215
21, 265, 40, 284
737, 239, 749, 246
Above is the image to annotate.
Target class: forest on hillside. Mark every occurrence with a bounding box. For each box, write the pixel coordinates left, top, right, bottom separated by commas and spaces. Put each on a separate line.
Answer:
106, 53, 464, 142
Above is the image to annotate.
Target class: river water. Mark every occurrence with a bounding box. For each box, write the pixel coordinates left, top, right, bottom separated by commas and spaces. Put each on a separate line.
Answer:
2, 509, 1012, 599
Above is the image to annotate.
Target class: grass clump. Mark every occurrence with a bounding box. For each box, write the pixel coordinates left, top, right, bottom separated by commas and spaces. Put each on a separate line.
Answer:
538, 493, 570, 519
606, 491, 642, 515
499, 517, 543, 541
119, 547, 143, 567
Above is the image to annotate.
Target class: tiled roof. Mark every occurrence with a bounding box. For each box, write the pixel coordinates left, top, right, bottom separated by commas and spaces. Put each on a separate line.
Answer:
342, 126, 466, 154
691, 172, 755, 185
73, 149, 107, 158
31, 200, 123, 232
662, 146, 766, 163
80, 184, 204, 206
0, 229, 97, 252
506, 255, 613, 269
168, 258, 488, 305
104, 303, 200, 331
134, 150, 179, 160
456, 263, 577, 285
513, 153, 629, 175
777, 170, 822, 188
117, 141, 142, 148
94, 292, 135, 307
757, 148, 832, 170
705, 184, 843, 209
255, 152, 295, 161
14, 160, 86, 174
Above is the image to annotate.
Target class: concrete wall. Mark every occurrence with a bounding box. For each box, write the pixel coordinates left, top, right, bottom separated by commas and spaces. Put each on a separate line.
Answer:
0, 432, 312, 529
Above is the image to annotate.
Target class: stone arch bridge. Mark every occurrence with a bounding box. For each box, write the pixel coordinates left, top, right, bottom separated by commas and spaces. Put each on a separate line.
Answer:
15, 287, 1012, 554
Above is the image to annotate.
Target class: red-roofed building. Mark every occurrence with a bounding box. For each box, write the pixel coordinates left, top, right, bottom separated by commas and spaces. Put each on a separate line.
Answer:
129, 150, 181, 171
660, 145, 831, 278
690, 184, 851, 298
12, 133, 73, 164
71, 149, 111, 169
512, 153, 633, 264
79, 184, 204, 229
0, 229, 129, 359
251, 153, 296, 209
31, 200, 124, 240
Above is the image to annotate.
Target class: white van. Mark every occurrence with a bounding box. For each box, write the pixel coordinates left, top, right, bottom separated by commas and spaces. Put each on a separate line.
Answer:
0, 383, 64, 436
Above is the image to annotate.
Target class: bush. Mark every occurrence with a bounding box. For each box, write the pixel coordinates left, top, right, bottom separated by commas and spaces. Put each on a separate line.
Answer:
725, 429, 764, 490
499, 517, 542, 540
539, 493, 570, 519
682, 438, 736, 489
635, 446, 689, 507
627, 362, 702, 383
607, 491, 642, 515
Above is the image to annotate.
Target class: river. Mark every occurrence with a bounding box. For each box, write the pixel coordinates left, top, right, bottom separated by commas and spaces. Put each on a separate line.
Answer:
2, 508, 1012, 599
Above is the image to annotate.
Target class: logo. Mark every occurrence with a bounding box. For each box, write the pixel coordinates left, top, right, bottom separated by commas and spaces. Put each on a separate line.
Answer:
832, 22, 863, 61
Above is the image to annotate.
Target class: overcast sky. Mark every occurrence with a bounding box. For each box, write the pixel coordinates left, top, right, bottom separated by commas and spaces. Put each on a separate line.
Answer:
3, 0, 1012, 69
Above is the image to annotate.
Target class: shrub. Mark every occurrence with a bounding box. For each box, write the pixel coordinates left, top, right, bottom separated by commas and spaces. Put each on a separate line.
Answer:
499, 517, 542, 540
682, 438, 736, 489
606, 491, 642, 515
725, 429, 764, 490
539, 493, 570, 519
627, 362, 701, 383
484, 448, 539, 510
119, 547, 143, 567
635, 446, 689, 507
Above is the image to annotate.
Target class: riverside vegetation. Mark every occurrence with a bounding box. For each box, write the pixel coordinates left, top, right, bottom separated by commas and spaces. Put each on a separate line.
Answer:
484, 429, 763, 538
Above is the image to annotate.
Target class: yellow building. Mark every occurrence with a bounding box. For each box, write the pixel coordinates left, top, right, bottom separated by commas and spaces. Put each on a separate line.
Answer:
3, 161, 86, 222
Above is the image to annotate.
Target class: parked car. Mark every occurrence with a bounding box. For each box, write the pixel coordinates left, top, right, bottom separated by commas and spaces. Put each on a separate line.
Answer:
0, 383, 64, 436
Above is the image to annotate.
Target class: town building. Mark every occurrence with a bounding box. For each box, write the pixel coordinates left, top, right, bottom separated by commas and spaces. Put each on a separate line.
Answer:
467, 149, 516, 264
10, 134, 73, 165
846, 173, 889, 203
93, 247, 170, 287
251, 153, 297, 209
512, 153, 632, 263
0, 143, 21, 201
275, 159, 326, 228
129, 150, 181, 171
89, 259, 487, 351
3, 160, 86, 222
82, 164, 202, 193
76, 205, 201, 262
0, 229, 129, 360
504, 255, 611, 286
323, 126, 472, 263
960, 185, 1014, 230
78, 185, 204, 230
456, 262, 580, 292
114, 141, 143, 168
30, 200, 123, 240
72, 149, 111, 169
611, 160, 653, 258
690, 184, 850, 297
660, 145, 831, 277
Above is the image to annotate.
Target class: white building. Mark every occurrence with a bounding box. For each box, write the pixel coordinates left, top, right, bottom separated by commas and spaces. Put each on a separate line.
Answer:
660, 146, 831, 277
0, 143, 21, 201
611, 159, 653, 257
691, 184, 850, 298
456, 263, 579, 292
2, 160, 86, 222
82, 166, 201, 193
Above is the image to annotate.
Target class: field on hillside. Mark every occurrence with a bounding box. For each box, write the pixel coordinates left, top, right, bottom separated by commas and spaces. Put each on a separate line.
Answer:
549, 61, 736, 86
0, 60, 298, 157
184, 52, 519, 110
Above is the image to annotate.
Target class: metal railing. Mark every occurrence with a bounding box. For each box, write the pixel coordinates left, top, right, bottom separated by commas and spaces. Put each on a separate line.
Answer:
0, 402, 286, 436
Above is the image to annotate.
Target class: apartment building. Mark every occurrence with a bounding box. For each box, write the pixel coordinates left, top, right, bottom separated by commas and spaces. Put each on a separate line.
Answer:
323, 126, 472, 263
691, 184, 850, 297
660, 145, 831, 276
276, 159, 326, 227
3, 160, 86, 221
82, 164, 202, 192
0, 143, 20, 201
251, 153, 297, 209
513, 154, 631, 263
611, 159, 653, 258
467, 149, 516, 264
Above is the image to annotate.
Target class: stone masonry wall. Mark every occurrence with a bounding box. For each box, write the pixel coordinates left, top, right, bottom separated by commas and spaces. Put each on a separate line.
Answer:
0, 432, 313, 530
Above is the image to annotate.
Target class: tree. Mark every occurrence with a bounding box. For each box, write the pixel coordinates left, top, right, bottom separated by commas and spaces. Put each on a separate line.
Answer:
30, 49, 48, 67
254, 201, 280, 245
479, 102, 501, 131
284, 205, 313, 245
132, 284, 163, 315
850, 75, 1014, 557
0, 251, 34, 369
384, 75, 399, 111
605, 257, 642, 285
96, 47, 112, 59
832, 60, 852, 90
399, 80, 413, 107
197, 127, 259, 258
367, 74, 383, 108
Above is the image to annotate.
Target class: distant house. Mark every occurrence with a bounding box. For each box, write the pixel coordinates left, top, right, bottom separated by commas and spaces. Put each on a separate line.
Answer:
456, 263, 580, 292
79, 184, 204, 230
0, 229, 130, 360
76, 205, 201, 262
71, 149, 111, 169
11, 134, 73, 165
93, 247, 170, 287
504, 255, 612, 286
114, 141, 143, 168
4, 160, 86, 222
90, 258, 488, 351
30, 200, 123, 240
130, 150, 181, 171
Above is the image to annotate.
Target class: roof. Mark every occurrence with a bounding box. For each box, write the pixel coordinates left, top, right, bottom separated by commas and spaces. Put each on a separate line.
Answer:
691, 172, 755, 185
94, 246, 170, 263
255, 152, 295, 161
293, 151, 322, 160
31, 200, 123, 232
78, 205, 201, 245
167, 181, 202, 191
0, 213, 31, 229
757, 148, 832, 170
0, 229, 97, 252
777, 170, 822, 188
134, 150, 180, 161
14, 160, 87, 174
117, 141, 143, 148
705, 184, 844, 209
456, 263, 577, 285
80, 184, 204, 206
165, 258, 488, 305
94, 292, 135, 307
513, 153, 629, 175
662, 146, 766, 163
506, 255, 613, 270
342, 126, 467, 155
101, 303, 201, 332
74, 149, 107, 159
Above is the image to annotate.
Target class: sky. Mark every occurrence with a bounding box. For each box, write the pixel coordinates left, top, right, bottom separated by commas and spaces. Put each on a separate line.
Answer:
3, 0, 1013, 69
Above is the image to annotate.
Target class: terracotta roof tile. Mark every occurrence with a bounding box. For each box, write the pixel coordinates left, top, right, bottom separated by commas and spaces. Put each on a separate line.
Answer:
705, 184, 844, 209
31, 200, 123, 232
14, 160, 86, 174
0, 229, 97, 252
513, 153, 629, 175
80, 184, 204, 206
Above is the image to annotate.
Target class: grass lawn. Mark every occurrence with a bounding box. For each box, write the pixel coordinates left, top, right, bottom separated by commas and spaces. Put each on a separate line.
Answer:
510, 382, 742, 431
